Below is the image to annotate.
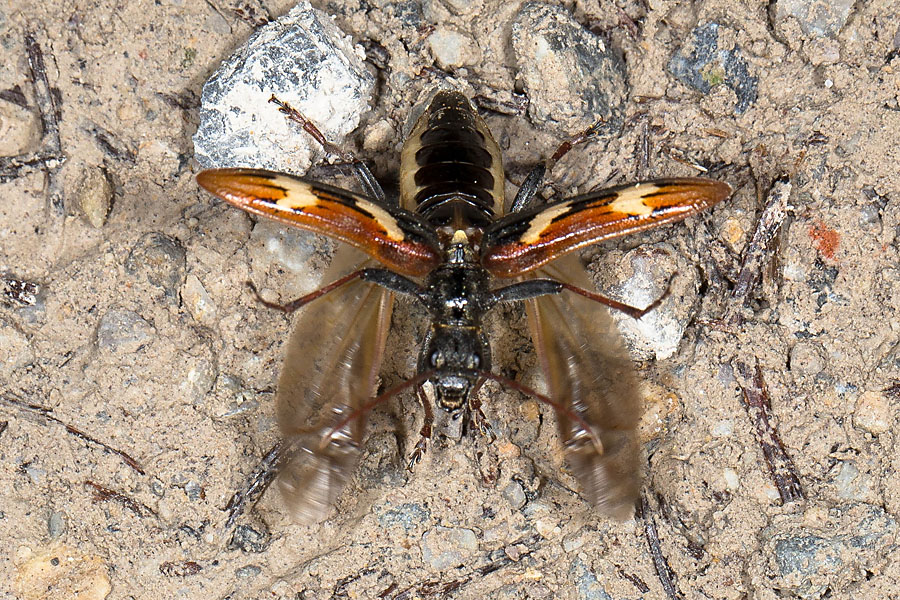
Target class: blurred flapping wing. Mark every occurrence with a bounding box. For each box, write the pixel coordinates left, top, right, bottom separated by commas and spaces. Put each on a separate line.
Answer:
525, 254, 642, 519
275, 246, 393, 523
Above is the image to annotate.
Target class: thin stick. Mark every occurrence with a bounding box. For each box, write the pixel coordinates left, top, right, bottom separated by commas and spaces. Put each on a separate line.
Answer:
0, 34, 65, 184
727, 179, 791, 325
224, 441, 294, 530
733, 360, 804, 503
85, 480, 156, 517
0, 393, 145, 474
639, 493, 683, 600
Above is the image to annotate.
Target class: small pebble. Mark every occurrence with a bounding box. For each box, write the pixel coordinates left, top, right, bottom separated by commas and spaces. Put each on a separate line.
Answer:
723, 468, 740, 491
592, 243, 699, 360
15, 544, 112, 600
420, 526, 478, 570
230, 524, 270, 553
853, 390, 892, 435
75, 167, 113, 228
96, 310, 155, 354
427, 28, 480, 69
193, 1, 373, 172
773, 0, 855, 37
124, 232, 187, 301
47, 511, 67, 539
181, 274, 217, 325
378, 502, 431, 532
502, 480, 527, 510
668, 22, 758, 114
235, 564, 262, 578
789, 340, 827, 375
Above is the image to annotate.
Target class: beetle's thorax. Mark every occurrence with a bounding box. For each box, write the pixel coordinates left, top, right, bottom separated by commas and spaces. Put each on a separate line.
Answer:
420, 230, 492, 411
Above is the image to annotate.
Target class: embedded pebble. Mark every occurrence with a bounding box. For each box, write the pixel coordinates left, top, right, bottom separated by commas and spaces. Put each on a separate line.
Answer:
378, 502, 431, 532
0, 317, 34, 376
247, 219, 333, 299
235, 564, 261, 578
789, 340, 827, 375
829, 460, 875, 502
15, 544, 112, 600
230, 524, 271, 553
124, 232, 187, 301
193, 1, 374, 173
47, 511, 67, 539
181, 358, 216, 404
853, 390, 892, 435
75, 166, 113, 228
590, 243, 699, 360
427, 28, 480, 69
420, 526, 478, 570
502, 480, 527, 510
96, 310, 155, 354
668, 22, 758, 114
773, 0, 855, 38
182, 273, 217, 325
571, 557, 614, 600
767, 503, 897, 597
723, 468, 740, 491
511, 2, 626, 135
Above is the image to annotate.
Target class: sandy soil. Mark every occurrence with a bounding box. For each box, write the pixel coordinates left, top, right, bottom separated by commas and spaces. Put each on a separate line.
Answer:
1, 0, 899, 599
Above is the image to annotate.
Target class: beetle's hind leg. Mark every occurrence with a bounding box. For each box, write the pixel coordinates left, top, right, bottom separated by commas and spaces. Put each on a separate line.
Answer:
467, 380, 495, 441
509, 118, 607, 213
269, 94, 386, 203
407, 385, 434, 471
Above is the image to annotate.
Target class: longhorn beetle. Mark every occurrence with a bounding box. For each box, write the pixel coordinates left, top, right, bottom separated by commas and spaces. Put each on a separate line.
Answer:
198, 90, 731, 522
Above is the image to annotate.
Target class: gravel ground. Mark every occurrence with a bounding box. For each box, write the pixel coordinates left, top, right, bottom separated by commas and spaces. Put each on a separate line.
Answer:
1, 0, 899, 598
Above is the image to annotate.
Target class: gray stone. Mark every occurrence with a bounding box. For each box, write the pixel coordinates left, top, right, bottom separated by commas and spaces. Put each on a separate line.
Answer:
124, 232, 186, 301
570, 557, 614, 600
774, 0, 855, 38
230, 523, 271, 553
590, 243, 699, 360
420, 526, 478, 569
768, 504, 898, 597
668, 22, 758, 114
193, 1, 374, 173
181, 274, 217, 326
511, 2, 627, 135
502, 480, 527, 509
378, 502, 431, 532
48, 511, 67, 539
235, 564, 261, 578
96, 309, 155, 354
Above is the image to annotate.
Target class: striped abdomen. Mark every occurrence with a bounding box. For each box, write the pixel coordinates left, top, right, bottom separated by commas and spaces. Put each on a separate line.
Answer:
400, 91, 504, 230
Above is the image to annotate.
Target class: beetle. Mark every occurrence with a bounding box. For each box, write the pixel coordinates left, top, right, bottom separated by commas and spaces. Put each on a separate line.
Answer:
198, 90, 731, 522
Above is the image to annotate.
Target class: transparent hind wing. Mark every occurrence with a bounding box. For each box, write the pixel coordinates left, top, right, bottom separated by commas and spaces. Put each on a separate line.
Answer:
275, 245, 393, 523
525, 254, 642, 519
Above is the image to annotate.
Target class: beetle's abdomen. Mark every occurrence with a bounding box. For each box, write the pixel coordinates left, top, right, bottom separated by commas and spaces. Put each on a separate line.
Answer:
400, 91, 504, 229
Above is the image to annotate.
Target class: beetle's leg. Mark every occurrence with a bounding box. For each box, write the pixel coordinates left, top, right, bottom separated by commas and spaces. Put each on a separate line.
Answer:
269, 94, 387, 204
509, 118, 606, 213
407, 385, 434, 471
489, 273, 677, 320
248, 268, 425, 314
467, 380, 495, 441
